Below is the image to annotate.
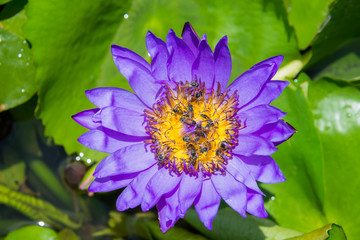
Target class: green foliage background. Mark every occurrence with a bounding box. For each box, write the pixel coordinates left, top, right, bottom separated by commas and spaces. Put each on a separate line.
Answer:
0, 0, 359, 239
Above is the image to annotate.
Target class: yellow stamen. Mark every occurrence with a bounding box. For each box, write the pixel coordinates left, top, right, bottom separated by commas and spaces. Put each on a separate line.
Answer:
144, 81, 241, 174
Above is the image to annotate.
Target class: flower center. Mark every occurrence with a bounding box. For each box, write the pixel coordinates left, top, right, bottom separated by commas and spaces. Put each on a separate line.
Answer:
144, 81, 242, 175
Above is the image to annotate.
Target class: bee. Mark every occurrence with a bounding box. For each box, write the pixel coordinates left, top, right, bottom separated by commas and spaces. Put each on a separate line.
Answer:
216, 141, 230, 157
156, 146, 170, 163
200, 146, 208, 154
191, 81, 199, 88
199, 141, 211, 154
173, 107, 182, 114
201, 114, 215, 129
195, 91, 203, 98
187, 144, 197, 166
194, 122, 207, 138
220, 141, 228, 150
187, 104, 194, 118
184, 81, 199, 89
180, 116, 196, 126
183, 134, 200, 143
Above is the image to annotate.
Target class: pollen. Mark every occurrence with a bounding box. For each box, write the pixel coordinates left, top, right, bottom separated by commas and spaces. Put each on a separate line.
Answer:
144, 81, 242, 175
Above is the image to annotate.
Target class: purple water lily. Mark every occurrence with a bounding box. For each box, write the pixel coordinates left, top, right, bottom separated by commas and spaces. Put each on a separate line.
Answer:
73, 22, 295, 232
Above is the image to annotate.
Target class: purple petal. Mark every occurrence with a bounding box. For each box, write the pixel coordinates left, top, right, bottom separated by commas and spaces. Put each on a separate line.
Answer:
116, 164, 158, 211
246, 191, 268, 218
228, 57, 283, 108
111, 44, 150, 70
166, 29, 195, 83
181, 22, 200, 56
258, 120, 295, 144
227, 156, 263, 195
78, 128, 148, 153
211, 173, 247, 218
72, 109, 100, 130
241, 80, 289, 112
89, 172, 138, 192
113, 56, 160, 106
100, 106, 147, 137
194, 179, 220, 230
146, 31, 169, 81
178, 174, 202, 217
93, 143, 155, 178
233, 135, 277, 156
238, 105, 286, 134
250, 55, 283, 79
192, 39, 215, 88
141, 168, 182, 211
237, 155, 286, 183
214, 36, 231, 92
85, 87, 147, 112
157, 187, 181, 232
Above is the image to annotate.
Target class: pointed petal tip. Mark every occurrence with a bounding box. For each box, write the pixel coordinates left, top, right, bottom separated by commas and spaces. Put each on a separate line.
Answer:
182, 22, 194, 34
204, 221, 213, 230
116, 201, 129, 212
200, 34, 208, 41
110, 44, 120, 54
168, 28, 176, 35
141, 202, 151, 212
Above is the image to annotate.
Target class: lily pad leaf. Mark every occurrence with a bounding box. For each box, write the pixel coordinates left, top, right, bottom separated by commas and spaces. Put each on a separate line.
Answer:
24, 0, 132, 160
264, 73, 327, 233
307, 38, 360, 84
5, 225, 58, 240
306, 0, 360, 67
283, 0, 335, 50
308, 78, 360, 240
185, 207, 301, 240
0, 27, 36, 112
288, 223, 346, 240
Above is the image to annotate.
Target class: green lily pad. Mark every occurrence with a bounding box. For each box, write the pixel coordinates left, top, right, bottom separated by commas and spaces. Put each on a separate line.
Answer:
308, 79, 360, 240
4, 225, 58, 240
0, 27, 36, 112
24, 0, 132, 160
265, 74, 327, 232
185, 207, 301, 240
288, 223, 346, 240
283, 0, 335, 50
307, 38, 360, 84
0, 0, 28, 38
306, 0, 360, 67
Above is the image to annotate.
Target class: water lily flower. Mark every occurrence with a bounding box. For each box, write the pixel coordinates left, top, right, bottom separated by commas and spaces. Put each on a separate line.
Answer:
73, 22, 295, 232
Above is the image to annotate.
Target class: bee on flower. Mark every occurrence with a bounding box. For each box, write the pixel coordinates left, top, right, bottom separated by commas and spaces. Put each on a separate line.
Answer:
73, 22, 295, 232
